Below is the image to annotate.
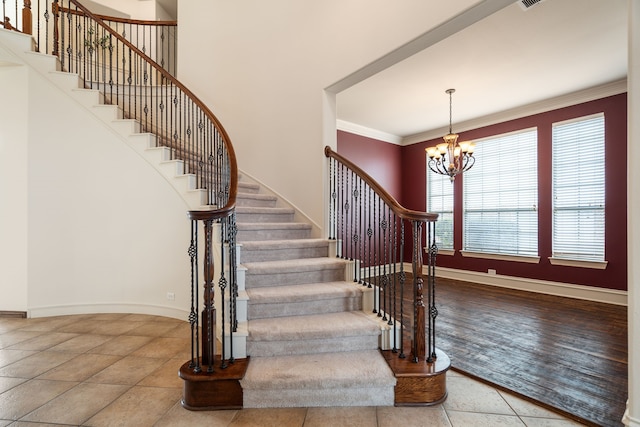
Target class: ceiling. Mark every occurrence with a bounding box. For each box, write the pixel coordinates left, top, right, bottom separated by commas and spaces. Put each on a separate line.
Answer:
335, 0, 628, 145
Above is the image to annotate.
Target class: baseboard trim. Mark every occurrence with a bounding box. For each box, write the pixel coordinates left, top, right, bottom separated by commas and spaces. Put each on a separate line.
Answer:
427, 265, 627, 306
27, 303, 189, 321
0, 311, 27, 318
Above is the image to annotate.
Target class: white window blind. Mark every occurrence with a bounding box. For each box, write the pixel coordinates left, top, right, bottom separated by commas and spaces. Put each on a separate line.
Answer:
427, 163, 454, 250
552, 114, 605, 261
463, 129, 538, 256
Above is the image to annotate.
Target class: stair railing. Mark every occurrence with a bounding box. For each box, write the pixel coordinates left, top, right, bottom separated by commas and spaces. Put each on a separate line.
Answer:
325, 146, 439, 363
2, 0, 32, 35
12, 0, 238, 372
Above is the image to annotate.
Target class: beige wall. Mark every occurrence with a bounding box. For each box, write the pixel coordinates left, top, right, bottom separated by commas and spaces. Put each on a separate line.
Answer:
176, 0, 479, 228
0, 33, 191, 318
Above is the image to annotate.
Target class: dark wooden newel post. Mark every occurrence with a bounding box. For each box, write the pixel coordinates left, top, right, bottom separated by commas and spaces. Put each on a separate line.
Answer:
412, 220, 426, 362
201, 218, 216, 370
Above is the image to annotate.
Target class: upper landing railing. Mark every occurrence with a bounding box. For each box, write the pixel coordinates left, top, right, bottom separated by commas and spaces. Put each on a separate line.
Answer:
325, 146, 439, 363
2, 0, 239, 372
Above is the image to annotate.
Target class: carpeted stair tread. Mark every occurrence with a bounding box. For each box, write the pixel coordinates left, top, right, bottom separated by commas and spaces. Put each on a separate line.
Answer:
247, 281, 361, 304
236, 222, 313, 241
237, 192, 278, 207
241, 238, 329, 251
240, 349, 396, 390
237, 206, 294, 214
243, 257, 348, 287
238, 182, 261, 193
243, 257, 347, 274
247, 311, 381, 342
240, 238, 329, 263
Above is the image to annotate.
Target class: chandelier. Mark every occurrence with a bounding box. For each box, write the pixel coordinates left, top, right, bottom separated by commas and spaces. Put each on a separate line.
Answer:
425, 89, 475, 181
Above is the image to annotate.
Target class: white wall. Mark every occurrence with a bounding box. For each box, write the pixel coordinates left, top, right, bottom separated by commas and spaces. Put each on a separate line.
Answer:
0, 31, 191, 318
0, 54, 29, 311
176, 0, 479, 228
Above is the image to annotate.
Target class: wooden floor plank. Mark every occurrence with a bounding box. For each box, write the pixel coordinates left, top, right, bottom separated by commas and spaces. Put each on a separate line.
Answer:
430, 277, 627, 427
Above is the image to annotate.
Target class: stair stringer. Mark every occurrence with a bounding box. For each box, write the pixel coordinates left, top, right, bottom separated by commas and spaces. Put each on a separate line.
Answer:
5, 34, 210, 211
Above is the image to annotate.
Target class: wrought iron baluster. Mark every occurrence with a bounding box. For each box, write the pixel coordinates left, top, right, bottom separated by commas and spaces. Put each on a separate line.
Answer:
399, 221, 406, 358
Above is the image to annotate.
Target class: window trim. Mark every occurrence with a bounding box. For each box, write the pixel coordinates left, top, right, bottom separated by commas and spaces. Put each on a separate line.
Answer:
461, 250, 540, 264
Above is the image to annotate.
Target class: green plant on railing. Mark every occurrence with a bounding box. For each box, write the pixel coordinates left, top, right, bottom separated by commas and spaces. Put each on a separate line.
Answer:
84, 26, 110, 53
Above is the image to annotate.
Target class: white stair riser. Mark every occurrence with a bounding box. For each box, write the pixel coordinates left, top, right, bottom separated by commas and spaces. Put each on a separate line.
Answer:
70, 88, 103, 107
91, 104, 121, 122
110, 119, 140, 137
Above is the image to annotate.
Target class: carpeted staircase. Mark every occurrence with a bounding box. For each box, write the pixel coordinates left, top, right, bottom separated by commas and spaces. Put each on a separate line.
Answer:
0, 25, 397, 408
234, 179, 397, 407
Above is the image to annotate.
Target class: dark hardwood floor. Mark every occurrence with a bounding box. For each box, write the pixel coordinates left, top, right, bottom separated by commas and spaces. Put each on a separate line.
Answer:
428, 277, 628, 427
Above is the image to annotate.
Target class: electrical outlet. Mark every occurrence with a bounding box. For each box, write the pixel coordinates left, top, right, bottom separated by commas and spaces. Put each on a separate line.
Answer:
166, 292, 175, 301
488, 269, 497, 275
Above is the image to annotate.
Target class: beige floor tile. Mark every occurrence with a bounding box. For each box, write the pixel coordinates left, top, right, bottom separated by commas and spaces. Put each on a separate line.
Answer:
131, 337, 191, 359
0, 351, 77, 379
162, 322, 192, 338
499, 390, 571, 419
85, 313, 130, 321
119, 314, 169, 322
377, 405, 452, 427
0, 331, 44, 349
87, 335, 154, 356
446, 410, 526, 426
443, 375, 516, 415
84, 385, 181, 427
0, 319, 28, 334
0, 420, 11, 426
10, 421, 75, 426
0, 379, 77, 420
519, 417, 587, 426
126, 321, 188, 337
36, 353, 123, 382
154, 401, 238, 427
86, 355, 168, 385
16, 315, 89, 332
90, 320, 146, 336
47, 334, 114, 353
55, 319, 106, 334
229, 408, 307, 427
6, 332, 78, 351
304, 406, 377, 427
20, 382, 130, 425
0, 349, 37, 369
137, 358, 184, 388
0, 377, 27, 394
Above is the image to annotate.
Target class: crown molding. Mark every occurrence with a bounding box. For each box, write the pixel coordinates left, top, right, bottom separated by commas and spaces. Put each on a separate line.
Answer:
401, 79, 628, 145
337, 120, 403, 145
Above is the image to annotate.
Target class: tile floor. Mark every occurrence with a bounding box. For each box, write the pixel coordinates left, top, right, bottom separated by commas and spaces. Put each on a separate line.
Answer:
0, 313, 585, 426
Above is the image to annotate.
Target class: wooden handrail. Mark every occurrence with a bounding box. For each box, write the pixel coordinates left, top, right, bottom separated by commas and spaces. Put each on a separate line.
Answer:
325, 146, 437, 223
60, 0, 237, 215
58, 5, 177, 26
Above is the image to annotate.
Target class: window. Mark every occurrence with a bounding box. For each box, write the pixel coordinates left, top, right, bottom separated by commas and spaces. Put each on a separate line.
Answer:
427, 166, 454, 250
552, 114, 605, 262
463, 128, 538, 257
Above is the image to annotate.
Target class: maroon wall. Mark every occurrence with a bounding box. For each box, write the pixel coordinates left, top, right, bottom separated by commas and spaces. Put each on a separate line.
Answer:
341, 93, 627, 291
409, 93, 627, 291
337, 131, 403, 201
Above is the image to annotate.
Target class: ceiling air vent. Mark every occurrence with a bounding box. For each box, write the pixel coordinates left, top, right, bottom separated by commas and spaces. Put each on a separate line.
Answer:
518, 0, 547, 10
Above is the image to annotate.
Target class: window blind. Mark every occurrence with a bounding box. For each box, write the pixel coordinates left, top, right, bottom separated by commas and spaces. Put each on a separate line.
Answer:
427, 163, 454, 250
463, 129, 538, 256
552, 113, 605, 261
